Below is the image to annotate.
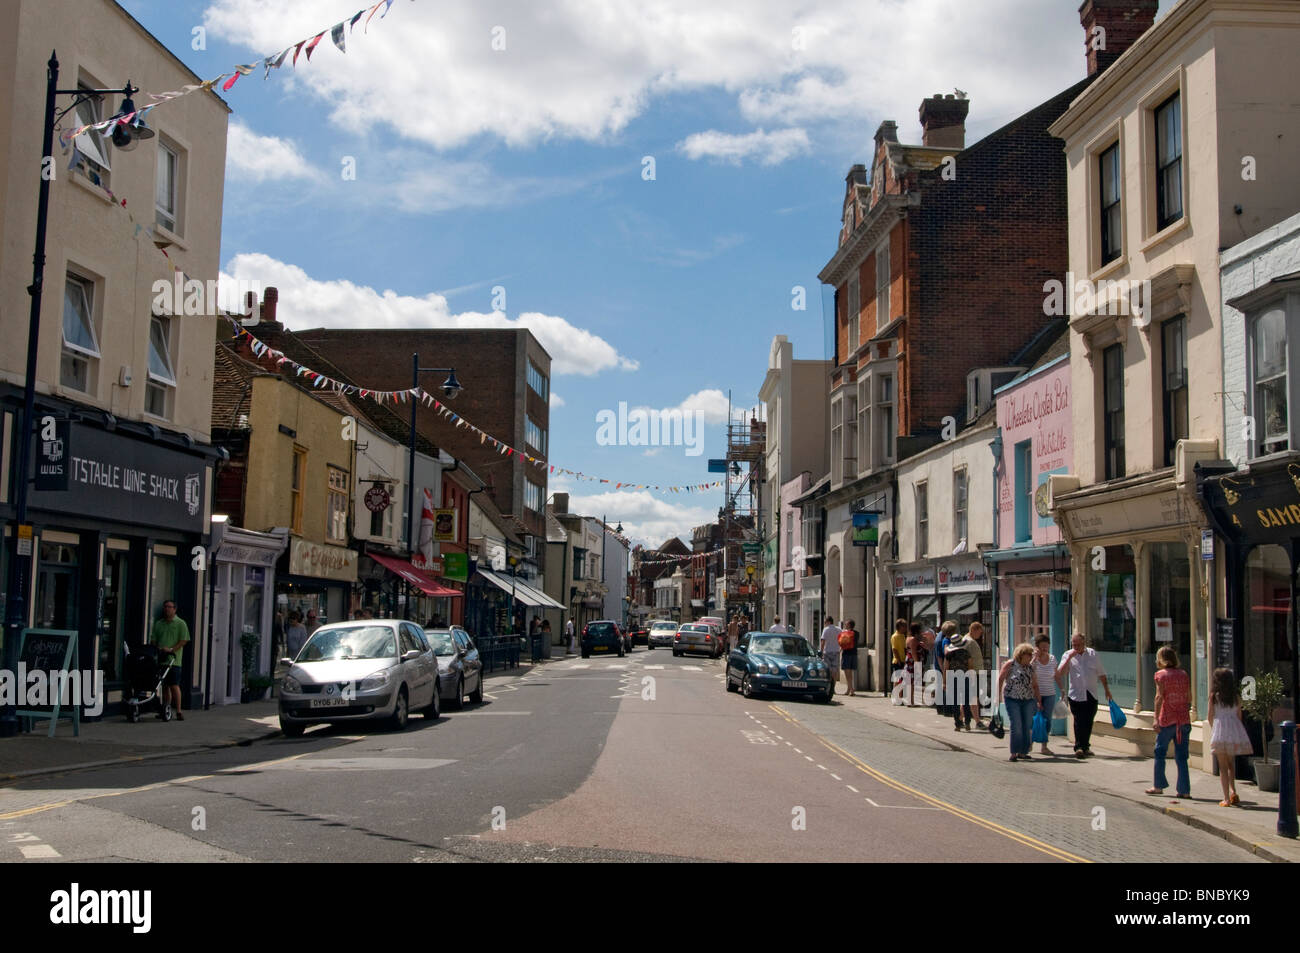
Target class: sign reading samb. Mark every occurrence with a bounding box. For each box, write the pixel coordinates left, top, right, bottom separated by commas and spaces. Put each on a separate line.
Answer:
289, 538, 357, 582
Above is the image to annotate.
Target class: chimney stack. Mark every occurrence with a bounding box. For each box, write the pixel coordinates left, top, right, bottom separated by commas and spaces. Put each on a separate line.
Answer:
1079, 0, 1158, 76
919, 94, 969, 149
260, 286, 279, 325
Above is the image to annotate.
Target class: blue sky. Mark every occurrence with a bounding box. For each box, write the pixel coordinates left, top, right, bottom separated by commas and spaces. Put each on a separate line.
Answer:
119, 0, 1173, 545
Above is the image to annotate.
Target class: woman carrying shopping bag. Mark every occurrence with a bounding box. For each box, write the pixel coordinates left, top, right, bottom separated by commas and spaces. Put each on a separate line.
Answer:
1031, 634, 1058, 756
998, 643, 1039, 762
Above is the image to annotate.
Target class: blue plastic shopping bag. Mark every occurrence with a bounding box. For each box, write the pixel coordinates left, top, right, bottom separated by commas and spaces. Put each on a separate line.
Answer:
1032, 711, 1048, 744
1109, 699, 1127, 728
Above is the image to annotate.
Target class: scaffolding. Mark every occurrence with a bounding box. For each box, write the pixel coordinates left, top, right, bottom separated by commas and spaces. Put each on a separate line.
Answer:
721, 394, 766, 624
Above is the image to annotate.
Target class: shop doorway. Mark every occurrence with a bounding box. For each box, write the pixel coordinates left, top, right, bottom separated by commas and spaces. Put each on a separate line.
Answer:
35, 541, 79, 630
98, 548, 130, 682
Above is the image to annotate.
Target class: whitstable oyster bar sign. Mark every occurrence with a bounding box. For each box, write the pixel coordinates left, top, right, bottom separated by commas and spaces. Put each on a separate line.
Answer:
30, 423, 208, 532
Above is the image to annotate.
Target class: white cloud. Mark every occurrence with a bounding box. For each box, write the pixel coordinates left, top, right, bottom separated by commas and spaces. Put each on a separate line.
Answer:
550, 392, 565, 409
562, 489, 714, 550
203, 0, 1106, 154
225, 122, 322, 182
219, 252, 637, 376
677, 127, 811, 166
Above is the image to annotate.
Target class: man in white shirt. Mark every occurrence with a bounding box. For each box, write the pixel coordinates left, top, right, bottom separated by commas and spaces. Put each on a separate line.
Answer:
565, 618, 576, 654
819, 616, 842, 694
1056, 631, 1113, 759
770, 621, 787, 633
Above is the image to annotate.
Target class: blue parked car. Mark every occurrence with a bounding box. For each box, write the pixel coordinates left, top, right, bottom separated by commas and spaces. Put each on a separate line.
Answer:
726, 632, 833, 703
581, 620, 625, 659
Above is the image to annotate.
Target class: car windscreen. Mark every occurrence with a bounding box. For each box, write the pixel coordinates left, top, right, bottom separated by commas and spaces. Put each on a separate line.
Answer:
749, 636, 813, 657
299, 626, 397, 661
588, 623, 615, 635
680, 625, 708, 633
424, 631, 457, 656
651, 622, 677, 631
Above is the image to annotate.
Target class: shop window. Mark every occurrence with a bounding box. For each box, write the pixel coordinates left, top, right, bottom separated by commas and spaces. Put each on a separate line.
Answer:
35, 542, 79, 630
1250, 307, 1288, 457
149, 553, 175, 626
1016, 591, 1051, 647
146, 315, 176, 419
1103, 344, 1125, 480
1098, 142, 1122, 265
327, 466, 348, 542
915, 481, 928, 558
953, 468, 968, 549
1154, 92, 1183, 232
1245, 544, 1295, 699
1145, 542, 1192, 711
1086, 543, 1137, 710
1161, 317, 1188, 467
61, 274, 100, 393
290, 446, 306, 533
1014, 441, 1032, 543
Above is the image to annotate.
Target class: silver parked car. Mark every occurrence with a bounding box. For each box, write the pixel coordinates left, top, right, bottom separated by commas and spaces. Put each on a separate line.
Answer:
279, 620, 440, 737
425, 626, 484, 710
673, 622, 723, 658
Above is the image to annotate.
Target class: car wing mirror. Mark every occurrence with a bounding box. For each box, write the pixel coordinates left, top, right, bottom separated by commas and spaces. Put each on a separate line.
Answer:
279, 657, 294, 666
402, 649, 422, 661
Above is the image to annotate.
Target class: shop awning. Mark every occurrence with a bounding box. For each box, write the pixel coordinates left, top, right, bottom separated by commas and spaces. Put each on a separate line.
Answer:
944, 592, 980, 616
369, 551, 463, 597
476, 569, 565, 609
911, 596, 940, 619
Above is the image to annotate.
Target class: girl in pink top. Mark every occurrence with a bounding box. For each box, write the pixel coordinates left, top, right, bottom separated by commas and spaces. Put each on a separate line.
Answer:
1147, 646, 1192, 798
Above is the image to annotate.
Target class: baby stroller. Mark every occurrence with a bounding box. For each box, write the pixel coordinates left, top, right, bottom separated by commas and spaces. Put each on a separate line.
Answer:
123, 642, 176, 722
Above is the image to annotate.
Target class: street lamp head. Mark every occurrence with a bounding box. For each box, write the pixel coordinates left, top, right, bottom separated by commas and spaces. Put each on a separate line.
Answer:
615, 522, 623, 534
441, 370, 462, 400
110, 92, 154, 151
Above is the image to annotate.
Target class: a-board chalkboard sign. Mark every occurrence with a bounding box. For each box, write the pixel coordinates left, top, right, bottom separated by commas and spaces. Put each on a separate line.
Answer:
1215, 618, 1234, 672
14, 628, 79, 737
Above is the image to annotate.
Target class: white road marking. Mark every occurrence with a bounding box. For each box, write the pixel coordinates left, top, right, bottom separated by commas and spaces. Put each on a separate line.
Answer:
644, 665, 665, 670
817, 764, 827, 771
20, 844, 59, 859
569, 664, 591, 669
793, 748, 803, 754
468, 711, 532, 715
846, 785, 859, 793
247, 757, 457, 772
804, 756, 814, 762
774, 735, 783, 740
866, 797, 880, 806
1019, 812, 1095, 819
830, 773, 842, 781
784, 741, 792, 746
682, 665, 702, 671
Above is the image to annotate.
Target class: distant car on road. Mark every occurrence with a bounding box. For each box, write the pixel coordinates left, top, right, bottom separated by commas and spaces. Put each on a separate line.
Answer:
674, 622, 722, 658
581, 620, 625, 658
279, 620, 440, 737
725, 631, 832, 702
424, 626, 484, 710
647, 619, 679, 649
629, 624, 650, 646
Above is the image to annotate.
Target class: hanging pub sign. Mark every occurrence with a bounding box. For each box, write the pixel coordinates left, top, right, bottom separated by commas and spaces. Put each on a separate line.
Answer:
433, 508, 457, 542
34, 417, 70, 491
364, 484, 391, 513
851, 511, 880, 547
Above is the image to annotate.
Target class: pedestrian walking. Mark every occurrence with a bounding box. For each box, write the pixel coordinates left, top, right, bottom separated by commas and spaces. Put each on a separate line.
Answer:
934, 621, 956, 716
889, 618, 908, 695
1147, 646, 1192, 798
566, 618, 576, 654
998, 643, 1038, 761
150, 600, 190, 721
285, 611, 309, 660
770, 620, 787, 633
305, 609, 321, 635
1056, 632, 1112, 759
1207, 667, 1251, 806
727, 614, 740, 652
1032, 634, 1058, 756
963, 622, 988, 729
944, 623, 978, 731
837, 620, 858, 697
819, 616, 842, 695
903, 622, 925, 706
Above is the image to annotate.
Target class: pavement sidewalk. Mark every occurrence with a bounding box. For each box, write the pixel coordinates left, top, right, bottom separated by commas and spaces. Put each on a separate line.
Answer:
836, 689, 1300, 863
0, 655, 560, 782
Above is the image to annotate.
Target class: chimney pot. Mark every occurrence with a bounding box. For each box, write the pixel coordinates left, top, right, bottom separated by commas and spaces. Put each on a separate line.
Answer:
919, 94, 970, 149
1079, 0, 1158, 76
261, 286, 279, 325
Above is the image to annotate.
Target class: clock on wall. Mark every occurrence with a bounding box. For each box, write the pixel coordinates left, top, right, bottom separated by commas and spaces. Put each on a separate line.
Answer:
1034, 481, 1051, 518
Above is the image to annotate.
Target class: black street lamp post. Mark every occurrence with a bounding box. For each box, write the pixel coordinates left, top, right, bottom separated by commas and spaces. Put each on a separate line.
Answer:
1, 53, 151, 737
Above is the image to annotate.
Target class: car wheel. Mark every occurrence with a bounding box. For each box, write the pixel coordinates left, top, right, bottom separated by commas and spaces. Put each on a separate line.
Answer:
672, 649, 681, 657
390, 687, 409, 731
449, 676, 464, 711
280, 716, 305, 737
425, 677, 441, 719
741, 674, 758, 699
468, 672, 484, 704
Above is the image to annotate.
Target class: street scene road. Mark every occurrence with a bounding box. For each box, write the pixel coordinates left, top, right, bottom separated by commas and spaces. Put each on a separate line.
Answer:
0, 651, 1259, 864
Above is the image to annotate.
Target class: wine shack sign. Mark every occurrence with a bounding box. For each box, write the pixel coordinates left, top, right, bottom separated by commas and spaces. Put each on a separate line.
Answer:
29, 422, 207, 532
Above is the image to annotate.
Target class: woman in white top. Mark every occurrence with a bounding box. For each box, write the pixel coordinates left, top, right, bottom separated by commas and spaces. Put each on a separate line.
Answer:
1031, 634, 1058, 756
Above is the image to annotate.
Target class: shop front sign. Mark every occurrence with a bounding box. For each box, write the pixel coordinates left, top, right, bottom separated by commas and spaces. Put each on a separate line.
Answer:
289, 539, 357, 583
894, 565, 936, 597
29, 422, 207, 532
937, 556, 989, 592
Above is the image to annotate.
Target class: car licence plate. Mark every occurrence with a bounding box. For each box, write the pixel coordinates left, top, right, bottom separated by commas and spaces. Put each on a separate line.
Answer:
781, 680, 808, 689
309, 697, 349, 708
593, 646, 607, 653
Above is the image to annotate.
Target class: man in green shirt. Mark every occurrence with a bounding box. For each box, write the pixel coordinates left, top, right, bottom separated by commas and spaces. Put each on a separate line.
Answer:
150, 600, 190, 720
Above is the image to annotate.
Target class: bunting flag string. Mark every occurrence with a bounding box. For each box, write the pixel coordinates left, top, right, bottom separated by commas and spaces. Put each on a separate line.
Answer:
225, 317, 728, 496
634, 545, 727, 565
59, 0, 407, 148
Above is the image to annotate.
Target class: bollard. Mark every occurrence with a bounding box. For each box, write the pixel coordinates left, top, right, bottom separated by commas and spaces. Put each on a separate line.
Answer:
1278, 721, 1297, 839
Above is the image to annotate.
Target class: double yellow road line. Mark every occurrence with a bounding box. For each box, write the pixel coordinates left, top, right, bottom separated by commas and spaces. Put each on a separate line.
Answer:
770, 704, 1088, 863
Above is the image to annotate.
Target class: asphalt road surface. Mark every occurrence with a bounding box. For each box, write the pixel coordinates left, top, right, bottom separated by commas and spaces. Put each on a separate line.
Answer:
0, 650, 1261, 862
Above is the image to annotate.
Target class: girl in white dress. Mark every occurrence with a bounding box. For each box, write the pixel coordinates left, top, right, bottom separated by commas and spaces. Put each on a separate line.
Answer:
1208, 667, 1253, 806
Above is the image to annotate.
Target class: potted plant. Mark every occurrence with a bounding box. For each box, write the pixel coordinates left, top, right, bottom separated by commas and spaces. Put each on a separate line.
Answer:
246, 674, 274, 702
1243, 669, 1286, 792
